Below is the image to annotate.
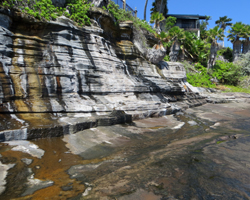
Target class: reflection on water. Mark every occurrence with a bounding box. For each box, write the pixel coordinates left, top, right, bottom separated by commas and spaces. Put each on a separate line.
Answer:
0, 102, 250, 199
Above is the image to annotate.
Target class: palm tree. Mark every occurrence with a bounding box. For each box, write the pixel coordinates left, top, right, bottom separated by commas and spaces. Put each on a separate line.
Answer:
228, 22, 245, 61
167, 26, 185, 61
150, 0, 168, 15
207, 26, 225, 69
150, 12, 165, 33
183, 31, 209, 65
200, 16, 211, 40
242, 24, 250, 54
144, 0, 148, 21
165, 16, 177, 32
150, 0, 168, 31
161, 27, 209, 63
215, 16, 232, 47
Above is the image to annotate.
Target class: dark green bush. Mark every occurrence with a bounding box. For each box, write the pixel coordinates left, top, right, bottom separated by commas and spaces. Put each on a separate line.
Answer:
187, 72, 214, 88
107, 1, 156, 34
217, 47, 233, 62
236, 52, 250, 76
1, 0, 92, 25
212, 60, 242, 85
186, 62, 215, 88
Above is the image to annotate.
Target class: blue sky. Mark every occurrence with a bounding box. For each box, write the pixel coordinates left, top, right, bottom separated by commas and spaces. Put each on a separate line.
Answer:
125, 0, 250, 48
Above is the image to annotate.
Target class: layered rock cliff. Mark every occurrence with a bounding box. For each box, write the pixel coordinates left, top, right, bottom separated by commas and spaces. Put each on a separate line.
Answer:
0, 8, 205, 140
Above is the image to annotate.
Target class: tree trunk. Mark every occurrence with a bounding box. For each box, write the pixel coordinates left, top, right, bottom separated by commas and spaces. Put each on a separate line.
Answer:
222, 30, 225, 47
207, 41, 219, 69
180, 48, 185, 61
155, 0, 166, 14
160, 0, 164, 13
169, 40, 180, 62
242, 38, 250, 54
233, 39, 242, 62
154, 0, 167, 33
144, 0, 148, 21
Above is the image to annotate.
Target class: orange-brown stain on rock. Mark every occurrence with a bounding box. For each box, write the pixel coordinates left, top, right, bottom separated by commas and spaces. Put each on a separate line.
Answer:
0, 138, 87, 200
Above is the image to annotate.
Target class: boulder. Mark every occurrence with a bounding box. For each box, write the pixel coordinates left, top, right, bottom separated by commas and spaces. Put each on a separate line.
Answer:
0, 13, 12, 29
146, 44, 166, 64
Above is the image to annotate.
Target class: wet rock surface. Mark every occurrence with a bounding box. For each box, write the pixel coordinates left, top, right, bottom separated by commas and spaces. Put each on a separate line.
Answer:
0, 101, 250, 199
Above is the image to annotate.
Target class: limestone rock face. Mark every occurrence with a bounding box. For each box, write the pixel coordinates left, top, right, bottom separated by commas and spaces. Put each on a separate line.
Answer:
0, 9, 205, 140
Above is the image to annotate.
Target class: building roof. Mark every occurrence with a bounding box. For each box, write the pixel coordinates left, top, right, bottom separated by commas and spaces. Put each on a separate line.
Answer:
166, 14, 207, 20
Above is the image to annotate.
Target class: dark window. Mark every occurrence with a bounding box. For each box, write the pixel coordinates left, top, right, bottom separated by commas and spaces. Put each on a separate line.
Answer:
181, 19, 195, 29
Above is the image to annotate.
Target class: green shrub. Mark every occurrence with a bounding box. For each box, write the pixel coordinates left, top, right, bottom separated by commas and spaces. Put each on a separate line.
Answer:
1, 0, 92, 26
194, 62, 207, 74
236, 52, 250, 76
212, 60, 242, 85
185, 62, 215, 88
163, 55, 170, 61
107, 1, 156, 34
217, 47, 233, 62
67, 0, 92, 26
107, 1, 133, 22
186, 72, 214, 88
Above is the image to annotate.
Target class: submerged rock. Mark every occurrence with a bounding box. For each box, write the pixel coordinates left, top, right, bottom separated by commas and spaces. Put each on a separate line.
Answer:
21, 158, 33, 165
0, 162, 15, 195
21, 171, 54, 197
4, 141, 45, 158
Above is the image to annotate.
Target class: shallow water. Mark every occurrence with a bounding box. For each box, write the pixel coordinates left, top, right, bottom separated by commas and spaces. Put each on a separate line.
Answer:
1, 102, 250, 199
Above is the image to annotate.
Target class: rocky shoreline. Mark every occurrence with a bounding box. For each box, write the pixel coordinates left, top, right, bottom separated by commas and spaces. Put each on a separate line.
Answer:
0, 92, 250, 199
1, 88, 249, 142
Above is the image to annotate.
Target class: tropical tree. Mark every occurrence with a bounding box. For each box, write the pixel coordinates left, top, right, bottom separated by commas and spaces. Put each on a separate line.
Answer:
228, 22, 245, 61
241, 24, 250, 54
161, 27, 209, 63
165, 16, 176, 32
150, 12, 165, 33
150, 0, 168, 31
183, 31, 209, 65
165, 26, 186, 61
207, 26, 225, 69
144, 0, 148, 21
150, 0, 168, 15
200, 16, 211, 40
215, 16, 232, 47
215, 16, 232, 30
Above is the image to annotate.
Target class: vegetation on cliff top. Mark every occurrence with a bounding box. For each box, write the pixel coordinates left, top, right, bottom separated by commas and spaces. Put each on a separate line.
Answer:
1, 0, 92, 25
105, 1, 156, 35
0, 0, 156, 34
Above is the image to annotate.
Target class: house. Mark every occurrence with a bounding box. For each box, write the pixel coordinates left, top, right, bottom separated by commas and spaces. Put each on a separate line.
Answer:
165, 14, 207, 38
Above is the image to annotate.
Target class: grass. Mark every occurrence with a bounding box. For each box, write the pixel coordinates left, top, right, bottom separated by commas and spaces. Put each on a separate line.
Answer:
216, 140, 226, 144
218, 85, 250, 94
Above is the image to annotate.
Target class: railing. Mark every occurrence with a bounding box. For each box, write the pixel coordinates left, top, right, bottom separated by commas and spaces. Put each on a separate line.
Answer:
111, 0, 136, 16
